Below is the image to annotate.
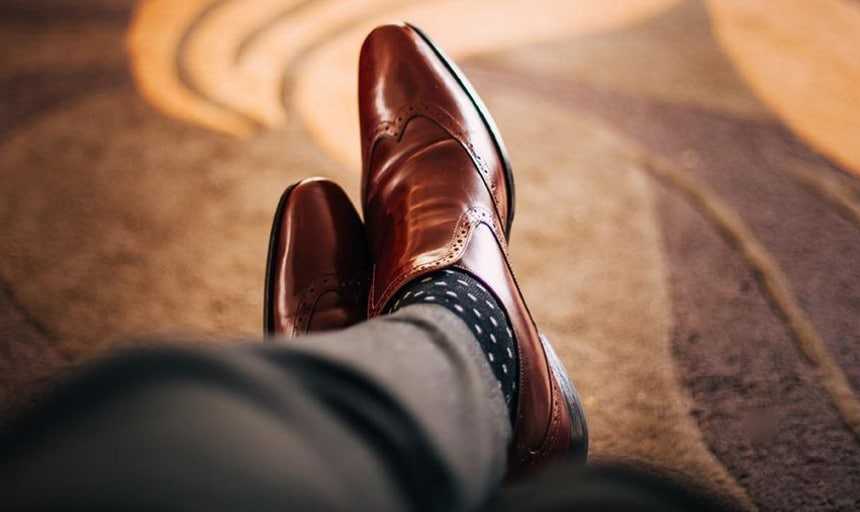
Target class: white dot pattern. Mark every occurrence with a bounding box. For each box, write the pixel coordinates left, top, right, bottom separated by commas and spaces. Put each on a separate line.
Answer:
386, 269, 519, 421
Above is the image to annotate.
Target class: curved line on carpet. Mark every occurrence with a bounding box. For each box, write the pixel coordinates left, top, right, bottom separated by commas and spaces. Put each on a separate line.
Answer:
781, 160, 860, 229
277, 0, 422, 110
174, 0, 264, 133
233, 0, 320, 65
706, 0, 860, 177
634, 149, 860, 443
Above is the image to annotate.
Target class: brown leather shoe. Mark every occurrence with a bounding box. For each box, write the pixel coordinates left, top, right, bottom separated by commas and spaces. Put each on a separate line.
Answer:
359, 23, 588, 476
264, 178, 369, 337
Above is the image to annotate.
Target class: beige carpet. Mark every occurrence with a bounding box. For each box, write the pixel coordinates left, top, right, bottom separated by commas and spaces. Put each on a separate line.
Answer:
2, 1, 860, 509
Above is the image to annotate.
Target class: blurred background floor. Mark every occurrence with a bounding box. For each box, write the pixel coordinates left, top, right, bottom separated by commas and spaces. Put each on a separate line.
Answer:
2, 1, 859, 509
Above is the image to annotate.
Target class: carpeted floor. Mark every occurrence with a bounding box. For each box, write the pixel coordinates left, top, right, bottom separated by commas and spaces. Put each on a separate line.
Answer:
2, 1, 860, 509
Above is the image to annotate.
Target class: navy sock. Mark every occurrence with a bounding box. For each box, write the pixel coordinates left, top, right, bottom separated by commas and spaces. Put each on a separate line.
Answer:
387, 269, 519, 423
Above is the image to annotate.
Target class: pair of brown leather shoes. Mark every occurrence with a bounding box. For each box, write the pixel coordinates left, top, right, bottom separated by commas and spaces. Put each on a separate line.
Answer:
264, 23, 587, 477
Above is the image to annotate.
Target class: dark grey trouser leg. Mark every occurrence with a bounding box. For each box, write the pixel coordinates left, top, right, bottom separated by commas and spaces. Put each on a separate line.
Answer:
1, 305, 510, 512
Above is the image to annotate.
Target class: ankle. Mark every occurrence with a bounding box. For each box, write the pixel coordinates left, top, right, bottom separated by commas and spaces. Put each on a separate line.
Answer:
387, 269, 519, 422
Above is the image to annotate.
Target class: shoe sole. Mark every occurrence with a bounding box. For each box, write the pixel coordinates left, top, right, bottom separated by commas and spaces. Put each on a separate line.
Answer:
406, 22, 516, 238
540, 333, 590, 462
263, 182, 299, 335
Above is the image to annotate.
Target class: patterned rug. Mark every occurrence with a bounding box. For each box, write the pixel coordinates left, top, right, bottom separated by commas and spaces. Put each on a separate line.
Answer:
2, 1, 859, 509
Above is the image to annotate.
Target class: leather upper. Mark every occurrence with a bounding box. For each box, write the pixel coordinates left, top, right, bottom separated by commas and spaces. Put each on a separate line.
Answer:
359, 24, 577, 476
359, 24, 510, 232
264, 178, 369, 337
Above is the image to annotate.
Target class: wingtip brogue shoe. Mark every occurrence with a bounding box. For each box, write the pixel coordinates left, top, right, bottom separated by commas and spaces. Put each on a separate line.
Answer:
358, 24, 588, 477
264, 178, 370, 337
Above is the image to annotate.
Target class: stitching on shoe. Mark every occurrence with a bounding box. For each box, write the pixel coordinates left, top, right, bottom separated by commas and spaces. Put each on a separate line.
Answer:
369, 206, 505, 316
292, 273, 367, 335
528, 380, 563, 463
365, 103, 505, 212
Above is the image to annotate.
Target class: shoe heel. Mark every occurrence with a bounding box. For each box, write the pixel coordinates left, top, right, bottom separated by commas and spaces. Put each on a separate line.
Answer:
540, 333, 589, 462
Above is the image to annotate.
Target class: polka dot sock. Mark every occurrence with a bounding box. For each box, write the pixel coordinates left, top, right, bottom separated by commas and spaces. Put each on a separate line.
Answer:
386, 269, 519, 423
